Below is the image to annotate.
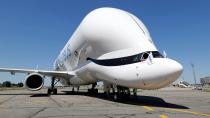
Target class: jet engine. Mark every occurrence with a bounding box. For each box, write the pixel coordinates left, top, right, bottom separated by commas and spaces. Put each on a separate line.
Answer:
25, 73, 44, 91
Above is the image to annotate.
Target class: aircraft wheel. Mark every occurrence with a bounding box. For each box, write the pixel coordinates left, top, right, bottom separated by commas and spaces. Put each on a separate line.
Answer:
72, 87, 75, 92
88, 89, 92, 94
113, 94, 118, 101
124, 89, 130, 100
88, 89, 98, 95
53, 88, 57, 94
94, 89, 98, 94
47, 88, 52, 95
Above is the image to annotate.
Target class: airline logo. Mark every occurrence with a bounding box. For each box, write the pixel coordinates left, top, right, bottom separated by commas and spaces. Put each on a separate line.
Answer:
55, 47, 72, 68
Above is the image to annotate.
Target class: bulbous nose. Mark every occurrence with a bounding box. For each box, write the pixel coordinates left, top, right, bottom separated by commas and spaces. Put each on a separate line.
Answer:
172, 60, 183, 75
165, 59, 183, 82
130, 58, 183, 89
171, 60, 183, 76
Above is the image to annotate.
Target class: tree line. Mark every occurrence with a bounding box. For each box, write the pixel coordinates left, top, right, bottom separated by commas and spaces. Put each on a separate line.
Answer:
0, 81, 24, 87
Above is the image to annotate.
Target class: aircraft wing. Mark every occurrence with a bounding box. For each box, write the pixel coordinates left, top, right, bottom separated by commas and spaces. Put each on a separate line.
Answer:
0, 68, 75, 79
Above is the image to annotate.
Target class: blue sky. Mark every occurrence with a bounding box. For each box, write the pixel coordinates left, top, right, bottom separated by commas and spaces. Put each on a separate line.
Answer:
0, 0, 210, 85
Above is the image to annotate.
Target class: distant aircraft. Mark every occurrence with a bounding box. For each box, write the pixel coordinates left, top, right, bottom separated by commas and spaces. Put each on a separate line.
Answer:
0, 7, 183, 100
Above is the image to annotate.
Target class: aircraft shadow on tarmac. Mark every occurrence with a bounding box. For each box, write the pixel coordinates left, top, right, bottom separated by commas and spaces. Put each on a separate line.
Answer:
0, 91, 189, 109
60, 91, 189, 109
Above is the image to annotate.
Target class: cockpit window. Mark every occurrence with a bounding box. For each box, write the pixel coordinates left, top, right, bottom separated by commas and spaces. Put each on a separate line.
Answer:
141, 52, 149, 61
132, 54, 141, 62
87, 51, 163, 66
152, 51, 164, 58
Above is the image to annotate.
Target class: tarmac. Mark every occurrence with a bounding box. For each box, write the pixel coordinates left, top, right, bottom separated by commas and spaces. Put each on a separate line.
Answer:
0, 87, 209, 118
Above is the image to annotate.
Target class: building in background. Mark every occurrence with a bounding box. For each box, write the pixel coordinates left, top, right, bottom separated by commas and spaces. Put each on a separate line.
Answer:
200, 77, 210, 87
178, 81, 191, 88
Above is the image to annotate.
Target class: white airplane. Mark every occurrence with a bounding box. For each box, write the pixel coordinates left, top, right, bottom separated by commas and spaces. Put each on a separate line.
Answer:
0, 7, 183, 100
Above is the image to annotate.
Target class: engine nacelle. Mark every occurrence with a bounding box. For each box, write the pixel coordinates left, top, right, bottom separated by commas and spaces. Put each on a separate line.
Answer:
25, 73, 44, 91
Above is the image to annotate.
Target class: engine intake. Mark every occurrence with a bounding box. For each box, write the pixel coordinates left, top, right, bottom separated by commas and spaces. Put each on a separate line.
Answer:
25, 73, 44, 91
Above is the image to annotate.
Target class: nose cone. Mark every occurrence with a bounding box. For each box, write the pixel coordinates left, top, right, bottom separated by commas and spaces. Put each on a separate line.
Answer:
165, 59, 183, 82
150, 58, 183, 89
171, 60, 183, 76
131, 58, 183, 89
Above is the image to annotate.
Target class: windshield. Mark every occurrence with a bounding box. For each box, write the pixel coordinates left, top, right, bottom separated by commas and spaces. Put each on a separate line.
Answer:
87, 51, 163, 66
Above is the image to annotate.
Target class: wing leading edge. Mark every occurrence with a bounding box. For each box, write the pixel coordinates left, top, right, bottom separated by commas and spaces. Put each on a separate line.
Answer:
0, 68, 75, 79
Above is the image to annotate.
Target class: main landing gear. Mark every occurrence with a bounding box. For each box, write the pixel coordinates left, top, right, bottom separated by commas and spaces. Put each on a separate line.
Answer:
88, 83, 98, 95
71, 86, 80, 93
133, 88, 137, 98
112, 86, 131, 101
48, 77, 59, 95
104, 84, 138, 101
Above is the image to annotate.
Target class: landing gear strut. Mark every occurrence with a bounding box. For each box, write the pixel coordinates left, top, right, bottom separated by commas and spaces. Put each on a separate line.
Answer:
48, 77, 59, 95
133, 88, 137, 97
112, 86, 131, 101
71, 86, 80, 93
103, 83, 132, 101
88, 83, 98, 95
72, 87, 75, 92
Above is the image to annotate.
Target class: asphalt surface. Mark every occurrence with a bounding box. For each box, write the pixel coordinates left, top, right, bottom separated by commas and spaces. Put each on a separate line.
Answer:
0, 87, 209, 118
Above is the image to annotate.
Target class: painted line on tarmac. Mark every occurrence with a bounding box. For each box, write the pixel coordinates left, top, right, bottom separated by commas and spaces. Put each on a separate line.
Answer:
163, 108, 210, 117
142, 106, 154, 111
143, 106, 210, 117
160, 114, 169, 118
143, 106, 169, 118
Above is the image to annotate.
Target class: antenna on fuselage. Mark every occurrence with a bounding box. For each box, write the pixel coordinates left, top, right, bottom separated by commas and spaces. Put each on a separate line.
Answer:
147, 52, 154, 65
36, 64, 39, 70
163, 50, 167, 58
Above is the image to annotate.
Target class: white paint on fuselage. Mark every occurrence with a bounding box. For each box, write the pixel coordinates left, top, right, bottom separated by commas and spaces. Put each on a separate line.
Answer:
53, 7, 183, 89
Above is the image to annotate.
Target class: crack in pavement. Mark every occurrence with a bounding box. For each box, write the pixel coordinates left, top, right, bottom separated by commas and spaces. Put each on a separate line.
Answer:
121, 114, 136, 118
67, 103, 74, 108
0, 95, 17, 106
36, 91, 63, 108
104, 114, 136, 118
28, 107, 47, 118
36, 114, 136, 118
94, 98, 121, 107
104, 114, 113, 118
48, 96, 63, 108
